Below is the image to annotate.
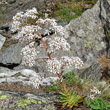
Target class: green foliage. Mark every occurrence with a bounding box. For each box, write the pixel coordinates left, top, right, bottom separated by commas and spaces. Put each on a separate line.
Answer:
60, 91, 83, 108
84, 97, 110, 110
18, 97, 37, 110
63, 72, 82, 87
47, 81, 62, 92
53, 1, 83, 22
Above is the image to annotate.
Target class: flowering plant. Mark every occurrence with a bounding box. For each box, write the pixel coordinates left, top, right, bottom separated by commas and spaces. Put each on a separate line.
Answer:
11, 7, 83, 101
83, 86, 107, 109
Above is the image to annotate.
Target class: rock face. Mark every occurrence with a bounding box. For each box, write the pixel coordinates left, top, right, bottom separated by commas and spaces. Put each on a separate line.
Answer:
0, 34, 6, 50
0, 0, 46, 21
81, 61, 102, 81
100, 0, 110, 58
0, 67, 58, 87
64, 0, 107, 64
0, 90, 56, 110
0, 43, 22, 66
0, 0, 65, 21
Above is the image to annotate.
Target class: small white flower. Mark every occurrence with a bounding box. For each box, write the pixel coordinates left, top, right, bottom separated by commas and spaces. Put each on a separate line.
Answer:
47, 58, 61, 74
90, 95, 95, 100
30, 75, 43, 88
21, 44, 39, 67
71, 57, 84, 69
15, 25, 40, 42
48, 37, 70, 53
24, 7, 38, 19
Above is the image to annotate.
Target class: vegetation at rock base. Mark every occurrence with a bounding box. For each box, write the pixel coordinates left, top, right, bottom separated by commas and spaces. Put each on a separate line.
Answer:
49, 0, 98, 22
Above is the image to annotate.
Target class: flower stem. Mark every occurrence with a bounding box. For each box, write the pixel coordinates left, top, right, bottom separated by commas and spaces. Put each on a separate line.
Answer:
38, 31, 68, 94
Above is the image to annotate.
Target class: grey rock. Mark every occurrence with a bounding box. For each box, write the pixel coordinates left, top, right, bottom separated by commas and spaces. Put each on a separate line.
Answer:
77, 29, 86, 38
42, 77, 59, 86
0, 91, 56, 110
0, 43, 22, 65
65, 0, 107, 63
0, 34, 6, 50
84, 4, 92, 11
81, 61, 102, 81
0, 30, 5, 34
0, 68, 58, 87
100, 0, 110, 58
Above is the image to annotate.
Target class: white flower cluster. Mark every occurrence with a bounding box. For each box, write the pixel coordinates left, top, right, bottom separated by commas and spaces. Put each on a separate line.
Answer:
61, 56, 74, 68
36, 18, 65, 36
11, 11, 24, 32
15, 25, 41, 42
36, 18, 57, 27
30, 75, 43, 88
11, 8, 38, 32
21, 42, 39, 67
48, 37, 70, 53
24, 7, 38, 19
47, 56, 83, 74
47, 58, 61, 74
71, 57, 84, 69
89, 87, 101, 99
54, 26, 65, 36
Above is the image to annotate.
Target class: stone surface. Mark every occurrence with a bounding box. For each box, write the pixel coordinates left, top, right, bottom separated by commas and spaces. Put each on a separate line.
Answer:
64, 0, 107, 64
0, 0, 66, 21
81, 61, 102, 81
0, 90, 57, 110
100, 0, 110, 58
0, 34, 6, 50
0, 67, 58, 86
0, 43, 22, 65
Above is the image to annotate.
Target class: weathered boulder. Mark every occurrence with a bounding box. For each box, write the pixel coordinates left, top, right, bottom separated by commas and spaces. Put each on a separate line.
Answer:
0, 67, 58, 87
64, 0, 107, 64
0, 34, 6, 50
0, 43, 22, 66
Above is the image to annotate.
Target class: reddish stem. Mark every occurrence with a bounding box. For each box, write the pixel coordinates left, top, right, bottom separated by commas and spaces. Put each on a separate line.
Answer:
37, 30, 68, 94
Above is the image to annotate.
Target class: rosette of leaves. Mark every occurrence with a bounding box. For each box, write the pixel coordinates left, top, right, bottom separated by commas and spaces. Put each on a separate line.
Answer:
59, 91, 83, 109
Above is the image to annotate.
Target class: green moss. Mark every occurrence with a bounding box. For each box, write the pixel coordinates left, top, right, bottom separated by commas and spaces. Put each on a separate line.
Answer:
38, 101, 42, 104
84, 41, 93, 48
18, 97, 37, 109
47, 105, 52, 110
42, 100, 47, 104
0, 95, 7, 100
